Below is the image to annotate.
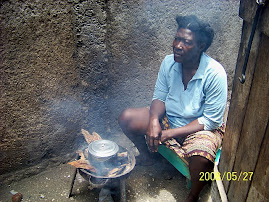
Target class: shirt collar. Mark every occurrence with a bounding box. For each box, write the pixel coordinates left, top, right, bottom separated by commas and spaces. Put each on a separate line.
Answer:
174, 52, 208, 80
192, 52, 208, 80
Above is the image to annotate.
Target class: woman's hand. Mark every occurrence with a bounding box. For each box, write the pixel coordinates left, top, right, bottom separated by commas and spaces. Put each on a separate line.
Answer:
161, 119, 205, 143
146, 116, 162, 152
160, 129, 170, 143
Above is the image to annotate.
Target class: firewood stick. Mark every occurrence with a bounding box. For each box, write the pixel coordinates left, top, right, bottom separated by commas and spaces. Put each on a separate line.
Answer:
68, 159, 96, 172
81, 129, 92, 144
92, 131, 102, 140
81, 129, 102, 144
117, 152, 128, 158
107, 164, 127, 177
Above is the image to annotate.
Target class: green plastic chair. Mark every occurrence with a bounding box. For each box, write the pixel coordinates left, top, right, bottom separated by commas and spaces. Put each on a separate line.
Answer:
158, 145, 222, 188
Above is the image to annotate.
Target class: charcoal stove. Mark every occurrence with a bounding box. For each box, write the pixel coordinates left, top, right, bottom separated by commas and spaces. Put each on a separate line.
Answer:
68, 141, 136, 202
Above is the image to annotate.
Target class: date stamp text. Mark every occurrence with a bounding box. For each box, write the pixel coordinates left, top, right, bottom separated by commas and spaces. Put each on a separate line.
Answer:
199, 171, 253, 181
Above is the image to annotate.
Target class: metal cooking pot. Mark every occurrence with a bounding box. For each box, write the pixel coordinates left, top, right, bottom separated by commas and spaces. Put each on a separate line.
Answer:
88, 139, 119, 163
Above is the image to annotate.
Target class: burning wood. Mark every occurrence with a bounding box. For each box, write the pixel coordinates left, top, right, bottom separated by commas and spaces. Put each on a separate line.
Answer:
68, 130, 134, 178
68, 129, 102, 173
81, 129, 102, 144
107, 164, 127, 177
68, 159, 96, 172
92, 131, 102, 140
68, 150, 132, 177
105, 152, 132, 177
117, 152, 128, 158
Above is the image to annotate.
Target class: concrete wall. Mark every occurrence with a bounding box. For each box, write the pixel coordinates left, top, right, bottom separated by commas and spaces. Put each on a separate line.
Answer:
0, 0, 83, 179
0, 0, 242, 180
73, 0, 109, 134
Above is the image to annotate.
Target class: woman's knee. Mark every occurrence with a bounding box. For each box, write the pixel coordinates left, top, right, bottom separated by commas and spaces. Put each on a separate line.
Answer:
118, 108, 133, 129
118, 107, 149, 133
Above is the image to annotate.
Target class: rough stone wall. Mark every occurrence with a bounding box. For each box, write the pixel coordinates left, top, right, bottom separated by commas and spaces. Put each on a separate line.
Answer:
105, 0, 243, 132
73, 0, 109, 134
0, 0, 83, 176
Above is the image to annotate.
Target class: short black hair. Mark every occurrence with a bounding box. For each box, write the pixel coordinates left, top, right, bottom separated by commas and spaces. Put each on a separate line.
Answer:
176, 15, 214, 52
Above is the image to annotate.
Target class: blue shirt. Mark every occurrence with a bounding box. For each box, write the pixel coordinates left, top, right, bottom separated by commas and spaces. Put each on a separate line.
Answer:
153, 53, 227, 131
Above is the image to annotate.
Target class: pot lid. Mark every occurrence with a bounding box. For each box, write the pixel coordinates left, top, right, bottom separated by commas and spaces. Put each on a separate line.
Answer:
88, 140, 119, 158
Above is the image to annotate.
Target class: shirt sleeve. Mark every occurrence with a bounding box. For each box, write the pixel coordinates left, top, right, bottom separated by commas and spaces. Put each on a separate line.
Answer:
152, 58, 169, 102
198, 70, 227, 130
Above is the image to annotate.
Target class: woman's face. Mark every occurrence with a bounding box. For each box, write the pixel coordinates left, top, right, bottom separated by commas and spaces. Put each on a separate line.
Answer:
172, 28, 203, 64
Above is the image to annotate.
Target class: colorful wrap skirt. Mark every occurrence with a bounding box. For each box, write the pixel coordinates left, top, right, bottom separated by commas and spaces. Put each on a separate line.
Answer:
161, 116, 224, 163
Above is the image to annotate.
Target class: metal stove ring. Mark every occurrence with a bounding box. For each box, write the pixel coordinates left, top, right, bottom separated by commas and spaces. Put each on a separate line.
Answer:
79, 145, 136, 179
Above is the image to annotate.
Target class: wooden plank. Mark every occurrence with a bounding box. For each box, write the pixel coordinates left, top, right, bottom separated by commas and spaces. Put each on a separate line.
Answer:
246, 121, 269, 202
211, 165, 229, 202
219, 21, 261, 190
158, 145, 190, 179
227, 34, 269, 202
239, 0, 269, 37
239, 0, 257, 22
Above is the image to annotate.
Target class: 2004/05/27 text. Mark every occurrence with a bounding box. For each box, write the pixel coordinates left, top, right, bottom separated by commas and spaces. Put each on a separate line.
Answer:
199, 171, 253, 181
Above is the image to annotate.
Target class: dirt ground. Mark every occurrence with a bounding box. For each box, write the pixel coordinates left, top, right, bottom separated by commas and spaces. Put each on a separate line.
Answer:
0, 153, 212, 202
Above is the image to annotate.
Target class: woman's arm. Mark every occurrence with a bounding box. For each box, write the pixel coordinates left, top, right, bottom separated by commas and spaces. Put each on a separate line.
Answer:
160, 119, 204, 142
146, 99, 165, 152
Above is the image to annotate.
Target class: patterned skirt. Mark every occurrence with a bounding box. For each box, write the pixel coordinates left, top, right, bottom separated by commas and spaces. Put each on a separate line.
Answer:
161, 116, 224, 163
